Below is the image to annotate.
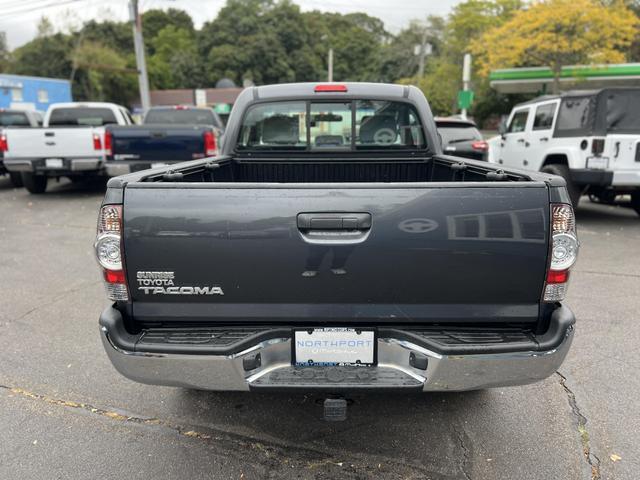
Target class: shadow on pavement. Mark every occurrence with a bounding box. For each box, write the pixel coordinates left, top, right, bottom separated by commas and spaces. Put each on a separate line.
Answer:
575, 197, 638, 226
172, 388, 489, 477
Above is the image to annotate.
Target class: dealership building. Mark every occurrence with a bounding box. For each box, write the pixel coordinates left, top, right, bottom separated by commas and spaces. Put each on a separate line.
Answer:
0, 74, 72, 112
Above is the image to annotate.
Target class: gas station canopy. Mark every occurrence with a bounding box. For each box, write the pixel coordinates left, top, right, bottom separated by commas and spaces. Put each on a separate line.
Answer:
489, 63, 640, 94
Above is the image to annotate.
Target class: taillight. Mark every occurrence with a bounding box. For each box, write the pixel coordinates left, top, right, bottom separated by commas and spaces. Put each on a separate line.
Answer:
104, 131, 113, 156
543, 204, 579, 302
93, 132, 102, 150
471, 140, 488, 151
314, 84, 348, 92
591, 138, 605, 155
0, 133, 7, 152
204, 130, 217, 156
95, 205, 128, 301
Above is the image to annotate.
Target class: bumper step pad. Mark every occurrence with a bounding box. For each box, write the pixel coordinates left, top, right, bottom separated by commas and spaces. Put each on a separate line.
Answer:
249, 365, 424, 390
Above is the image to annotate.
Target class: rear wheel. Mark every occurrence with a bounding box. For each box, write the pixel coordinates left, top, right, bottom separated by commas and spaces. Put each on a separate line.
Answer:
21, 173, 47, 194
9, 172, 23, 188
631, 192, 640, 217
541, 164, 580, 207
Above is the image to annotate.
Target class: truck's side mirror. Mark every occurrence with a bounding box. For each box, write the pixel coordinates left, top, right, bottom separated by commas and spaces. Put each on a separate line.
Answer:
498, 121, 507, 138
437, 132, 443, 150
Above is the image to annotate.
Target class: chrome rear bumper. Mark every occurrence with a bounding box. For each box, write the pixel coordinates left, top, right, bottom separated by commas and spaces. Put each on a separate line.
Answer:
100, 307, 575, 392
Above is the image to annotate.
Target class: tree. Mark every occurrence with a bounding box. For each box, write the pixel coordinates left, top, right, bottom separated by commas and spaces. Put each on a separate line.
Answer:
0, 32, 10, 73
148, 25, 204, 88
142, 8, 194, 55
396, 1, 522, 124
36, 16, 55, 38
12, 33, 73, 80
72, 41, 137, 104
474, 0, 639, 93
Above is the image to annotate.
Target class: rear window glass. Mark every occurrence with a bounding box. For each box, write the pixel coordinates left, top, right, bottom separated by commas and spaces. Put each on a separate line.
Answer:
0, 112, 30, 127
436, 122, 482, 145
48, 108, 117, 126
604, 91, 640, 133
144, 108, 217, 126
555, 97, 593, 134
237, 100, 425, 151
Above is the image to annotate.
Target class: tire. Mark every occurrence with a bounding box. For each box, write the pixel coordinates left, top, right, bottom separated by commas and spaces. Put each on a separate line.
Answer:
21, 173, 47, 194
9, 172, 23, 188
541, 164, 581, 207
631, 192, 640, 217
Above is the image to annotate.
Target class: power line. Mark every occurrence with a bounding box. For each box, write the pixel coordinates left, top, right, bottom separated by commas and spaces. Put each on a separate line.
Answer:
0, 0, 86, 21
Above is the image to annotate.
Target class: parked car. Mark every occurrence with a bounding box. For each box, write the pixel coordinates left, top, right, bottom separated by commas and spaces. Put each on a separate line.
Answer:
2, 102, 133, 193
95, 83, 578, 420
488, 88, 640, 214
0, 109, 43, 187
104, 105, 224, 176
436, 117, 488, 161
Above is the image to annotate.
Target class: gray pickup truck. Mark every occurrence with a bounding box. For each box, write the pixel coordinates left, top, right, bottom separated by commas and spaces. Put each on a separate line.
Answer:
95, 83, 578, 417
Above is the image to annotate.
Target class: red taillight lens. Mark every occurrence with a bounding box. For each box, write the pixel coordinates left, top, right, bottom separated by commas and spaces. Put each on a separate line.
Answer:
0, 133, 7, 152
104, 131, 113, 156
93, 132, 102, 150
314, 84, 348, 92
471, 140, 488, 151
591, 138, 605, 155
204, 130, 217, 156
546, 269, 569, 284
543, 203, 578, 302
95, 205, 128, 301
104, 269, 126, 284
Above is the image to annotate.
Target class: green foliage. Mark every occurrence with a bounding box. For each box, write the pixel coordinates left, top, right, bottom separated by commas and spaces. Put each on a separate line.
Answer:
0, 33, 10, 73
3, 0, 640, 124
12, 33, 74, 79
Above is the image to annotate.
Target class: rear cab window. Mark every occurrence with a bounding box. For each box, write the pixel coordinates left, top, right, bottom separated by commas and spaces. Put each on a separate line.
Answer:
237, 100, 426, 151
48, 107, 118, 126
507, 109, 529, 133
144, 108, 217, 126
0, 111, 30, 127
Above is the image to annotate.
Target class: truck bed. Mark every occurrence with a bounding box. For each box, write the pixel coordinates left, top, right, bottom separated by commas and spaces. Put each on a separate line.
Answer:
131, 155, 532, 184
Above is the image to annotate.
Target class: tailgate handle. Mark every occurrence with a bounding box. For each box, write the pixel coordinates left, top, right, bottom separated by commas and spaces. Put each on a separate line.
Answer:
297, 213, 371, 231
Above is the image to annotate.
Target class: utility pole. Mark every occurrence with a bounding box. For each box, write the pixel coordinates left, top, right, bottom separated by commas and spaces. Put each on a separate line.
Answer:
129, 0, 151, 112
327, 48, 334, 82
461, 53, 472, 120
417, 28, 428, 78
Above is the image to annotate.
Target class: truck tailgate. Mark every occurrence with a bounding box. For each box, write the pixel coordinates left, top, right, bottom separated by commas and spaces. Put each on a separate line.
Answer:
123, 184, 550, 324
5, 127, 100, 159
110, 126, 207, 162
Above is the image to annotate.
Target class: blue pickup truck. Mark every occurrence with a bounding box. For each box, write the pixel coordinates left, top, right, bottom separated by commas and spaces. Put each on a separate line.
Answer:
104, 106, 224, 176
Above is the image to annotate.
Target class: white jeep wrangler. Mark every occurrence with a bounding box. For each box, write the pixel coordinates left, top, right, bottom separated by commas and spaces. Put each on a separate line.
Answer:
488, 88, 640, 215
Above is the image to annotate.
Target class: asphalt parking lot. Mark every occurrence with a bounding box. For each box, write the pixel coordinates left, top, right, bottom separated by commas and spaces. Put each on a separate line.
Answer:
0, 176, 638, 480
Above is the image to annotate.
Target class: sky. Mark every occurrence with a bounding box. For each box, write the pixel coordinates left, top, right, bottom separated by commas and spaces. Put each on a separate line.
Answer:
0, 0, 463, 49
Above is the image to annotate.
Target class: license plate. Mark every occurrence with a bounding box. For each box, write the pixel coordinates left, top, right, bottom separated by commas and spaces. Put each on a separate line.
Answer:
586, 156, 608, 169
294, 328, 375, 366
151, 162, 168, 168
45, 158, 64, 168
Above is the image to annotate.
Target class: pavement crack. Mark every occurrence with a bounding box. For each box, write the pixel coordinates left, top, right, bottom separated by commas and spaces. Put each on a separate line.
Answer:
6, 281, 101, 324
573, 269, 640, 279
556, 372, 601, 480
0, 384, 436, 478
453, 425, 472, 480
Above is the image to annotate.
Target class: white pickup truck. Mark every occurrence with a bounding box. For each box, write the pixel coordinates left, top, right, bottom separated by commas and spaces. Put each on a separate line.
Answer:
2, 102, 133, 193
488, 88, 640, 215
